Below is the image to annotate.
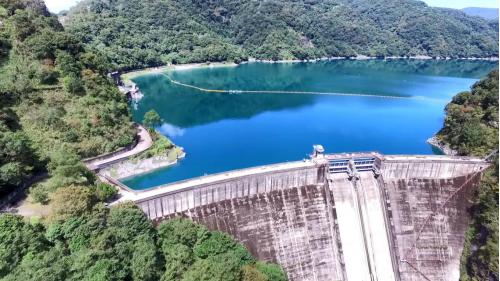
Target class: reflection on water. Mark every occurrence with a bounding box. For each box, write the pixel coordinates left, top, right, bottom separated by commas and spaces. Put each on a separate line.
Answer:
124, 60, 497, 189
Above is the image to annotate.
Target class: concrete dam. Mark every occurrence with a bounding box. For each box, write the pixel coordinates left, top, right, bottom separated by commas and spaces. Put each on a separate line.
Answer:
123, 149, 489, 281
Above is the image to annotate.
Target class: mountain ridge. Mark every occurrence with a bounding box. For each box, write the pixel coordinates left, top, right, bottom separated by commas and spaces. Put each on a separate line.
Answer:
66, 0, 499, 70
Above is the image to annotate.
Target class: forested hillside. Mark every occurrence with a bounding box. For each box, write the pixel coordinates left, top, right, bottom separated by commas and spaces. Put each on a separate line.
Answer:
437, 69, 499, 280
0, 200, 286, 281
438, 70, 499, 156
66, 0, 499, 70
0, 0, 134, 198
0, 2, 286, 280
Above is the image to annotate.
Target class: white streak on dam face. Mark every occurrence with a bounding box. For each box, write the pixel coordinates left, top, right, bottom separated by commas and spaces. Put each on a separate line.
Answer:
127, 154, 489, 281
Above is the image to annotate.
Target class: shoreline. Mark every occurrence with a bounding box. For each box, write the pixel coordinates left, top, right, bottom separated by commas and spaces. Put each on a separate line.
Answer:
100, 151, 186, 181
426, 136, 457, 156
119, 56, 499, 82
246, 55, 499, 64
121, 62, 238, 83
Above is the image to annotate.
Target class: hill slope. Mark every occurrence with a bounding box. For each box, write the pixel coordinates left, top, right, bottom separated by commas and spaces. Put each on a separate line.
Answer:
437, 69, 499, 281
438, 69, 499, 156
0, 0, 135, 197
66, 0, 499, 70
0, 2, 287, 280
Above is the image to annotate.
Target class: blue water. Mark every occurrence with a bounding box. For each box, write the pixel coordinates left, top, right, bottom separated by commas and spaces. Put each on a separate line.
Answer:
123, 60, 497, 189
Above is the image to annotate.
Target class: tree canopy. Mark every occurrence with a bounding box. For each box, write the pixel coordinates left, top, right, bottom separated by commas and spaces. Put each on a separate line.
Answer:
438, 69, 499, 156
0, 203, 287, 281
0, 0, 134, 197
438, 69, 499, 281
65, 0, 499, 70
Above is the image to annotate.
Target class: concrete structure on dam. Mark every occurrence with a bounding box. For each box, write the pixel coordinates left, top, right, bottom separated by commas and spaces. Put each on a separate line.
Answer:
118, 148, 489, 281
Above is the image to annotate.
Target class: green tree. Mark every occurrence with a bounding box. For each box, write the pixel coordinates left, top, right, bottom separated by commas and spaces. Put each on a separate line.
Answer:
65, 0, 498, 70
51, 185, 95, 221
29, 184, 50, 204
131, 234, 162, 281
94, 182, 117, 202
44, 147, 96, 191
255, 261, 287, 281
180, 254, 241, 281
1, 243, 71, 281
439, 69, 499, 156
161, 244, 193, 281
438, 70, 499, 281
242, 265, 268, 281
0, 214, 48, 278
63, 74, 85, 95
143, 109, 162, 129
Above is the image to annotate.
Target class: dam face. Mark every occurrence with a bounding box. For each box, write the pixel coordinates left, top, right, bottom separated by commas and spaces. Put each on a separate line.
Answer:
129, 152, 488, 281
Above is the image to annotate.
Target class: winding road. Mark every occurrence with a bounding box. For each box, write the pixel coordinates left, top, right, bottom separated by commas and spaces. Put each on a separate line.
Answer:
84, 125, 153, 171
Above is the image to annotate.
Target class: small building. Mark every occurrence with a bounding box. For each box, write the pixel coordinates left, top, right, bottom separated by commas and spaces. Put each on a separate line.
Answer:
110, 71, 122, 86
311, 144, 325, 158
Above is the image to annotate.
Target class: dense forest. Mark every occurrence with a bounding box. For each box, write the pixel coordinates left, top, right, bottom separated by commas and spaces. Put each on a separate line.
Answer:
0, 2, 286, 280
0, 0, 498, 280
437, 70, 499, 280
65, 0, 499, 70
438, 69, 499, 156
0, 198, 285, 281
0, 0, 135, 198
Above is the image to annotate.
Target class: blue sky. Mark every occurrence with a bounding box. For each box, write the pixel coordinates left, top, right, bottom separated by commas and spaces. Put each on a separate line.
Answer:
44, 0, 81, 13
422, 0, 499, 9
44, 0, 499, 13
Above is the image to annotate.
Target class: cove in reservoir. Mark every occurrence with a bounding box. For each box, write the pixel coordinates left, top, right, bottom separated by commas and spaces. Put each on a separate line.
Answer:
123, 60, 497, 190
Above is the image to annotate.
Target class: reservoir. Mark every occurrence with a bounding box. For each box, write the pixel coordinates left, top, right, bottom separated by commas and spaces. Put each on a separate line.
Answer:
123, 60, 497, 190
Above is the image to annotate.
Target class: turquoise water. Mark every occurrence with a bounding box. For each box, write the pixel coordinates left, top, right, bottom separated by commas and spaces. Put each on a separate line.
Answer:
123, 60, 497, 190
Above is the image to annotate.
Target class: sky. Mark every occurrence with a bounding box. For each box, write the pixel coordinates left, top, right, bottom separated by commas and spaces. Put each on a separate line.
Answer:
422, 0, 499, 9
44, 0, 81, 13
44, 0, 499, 13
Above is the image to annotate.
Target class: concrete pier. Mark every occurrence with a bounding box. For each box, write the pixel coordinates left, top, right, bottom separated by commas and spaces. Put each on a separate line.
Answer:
119, 152, 489, 281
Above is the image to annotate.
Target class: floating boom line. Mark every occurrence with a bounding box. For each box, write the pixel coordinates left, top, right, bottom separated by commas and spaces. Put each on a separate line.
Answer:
158, 73, 415, 100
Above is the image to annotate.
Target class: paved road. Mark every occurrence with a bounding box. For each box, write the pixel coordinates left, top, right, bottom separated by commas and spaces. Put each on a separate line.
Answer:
85, 125, 153, 170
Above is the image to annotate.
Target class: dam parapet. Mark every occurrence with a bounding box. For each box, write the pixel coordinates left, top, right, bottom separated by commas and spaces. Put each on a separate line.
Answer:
132, 159, 329, 220
119, 150, 489, 281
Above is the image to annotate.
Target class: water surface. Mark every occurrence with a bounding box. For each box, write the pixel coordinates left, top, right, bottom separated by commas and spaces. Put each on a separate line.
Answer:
124, 60, 497, 189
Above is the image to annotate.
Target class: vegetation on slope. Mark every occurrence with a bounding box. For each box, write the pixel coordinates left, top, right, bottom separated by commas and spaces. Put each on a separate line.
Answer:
0, 3, 287, 280
66, 0, 499, 70
0, 0, 135, 198
437, 69, 499, 280
0, 199, 286, 281
438, 69, 499, 156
